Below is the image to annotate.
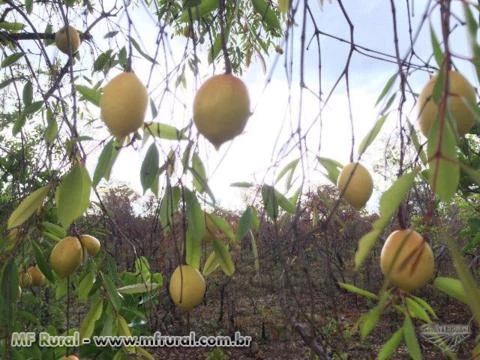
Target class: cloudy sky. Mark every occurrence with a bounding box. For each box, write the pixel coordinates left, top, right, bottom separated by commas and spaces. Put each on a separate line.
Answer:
86, 0, 476, 211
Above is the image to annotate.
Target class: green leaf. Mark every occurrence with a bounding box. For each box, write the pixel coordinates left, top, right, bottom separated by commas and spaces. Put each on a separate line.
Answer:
8, 185, 50, 229
434, 277, 468, 304
406, 297, 431, 322
56, 164, 92, 228
140, 143, 159, 193
261, 185, 278, 220
32, 241, 55, 283
185, 189, 204, 269
338, 282, 378, 300
192, 152, 207, 193
24, 101, 43, 115
360, 293, 388, 339
0, 22, 25, 31
78, 271, 96, 300
101, 272, 123, 311
159, 186, 181, 229
358, 115, 387, 156
45, 109, 58, 143
179, 0, 219, 21
25, 0, 33, 13
427, 117, 459, 201
355, 228, 382, 271
409, 295, 437, 319
377, 328, 403, 360
230, 182, 254, 188
144, 122, 187, 140
212, 238, 235, 276
209, 214, 235, 241
250, 231, 260, 272
22, 81, 33, 107
0, 259, 18, 325
236, 206, 253, 241
117, 283, 159, 294
203, 251, 219, 276
251, 0, 281, 34
76, 85, 101, 106
276, 158, 299, 187
430, 25, 444, 68
378, 170, 417, 218
130, 37, 158, 65
93, 139, 120, 186
317, 157, 342, 184
403, 315, 422, 360
375, 73, 398, 106
117, 314, 132, 336
79, 297, 103, 340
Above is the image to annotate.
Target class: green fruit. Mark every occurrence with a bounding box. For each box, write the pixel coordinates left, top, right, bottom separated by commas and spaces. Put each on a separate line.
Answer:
169, 265, 206, 311
336, 162, 373, 209
49, 236, 83, 279
55, 25, 81, 55
193, 74, 251, 149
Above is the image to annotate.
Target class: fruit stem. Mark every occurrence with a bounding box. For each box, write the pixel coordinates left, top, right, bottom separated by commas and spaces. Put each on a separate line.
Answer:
218, 0, 232, 74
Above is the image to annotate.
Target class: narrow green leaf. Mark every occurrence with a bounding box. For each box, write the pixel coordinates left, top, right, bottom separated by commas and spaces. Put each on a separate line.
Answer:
185, 189, 204, 268
203, 251, 219, 276
406, 297, 431, 322
24, 101, 43, 115
209, 214, 235, 241
276, 158, 299, 185
25, 0, 33, 13
0, 21, 25, 31
250, 231, 260, 272
355, 228, 382, 270
179, 0, 219, 21
409, 295, 437, 319
430, 25, 444, 68
45, 109, 58, 143
230, 182, 254, 188
79, 297, 103, 340
159, 185, 181, 229
377, 328, 404, 360
93, 139, 120, 186
358, 115, 387, 156
403, 315, 422, 360
375, 73, 398, 106
213, 238, 235, 276
144, 122, 187, 140
22, 81, 32, 106
317, 157, 342, 184
75, 85, 101, 106
130, 37, 158, 65
427, 117, 459, 201
101, 272, 123, 311
434, 277, 468, 304
236, 207, 253, 241
378, 170, 417, 218
32, 241, 55, 283
117, 283, 159, 294
251, 0, 281, 33
0, 259, 18, 325
8, 185, 50, 229
78, 271, 96, 300
56, 164, 91, 228
1, 52, 24, 67
338, 282, 378, 300
192, 152, 207, 193
140, 143, 159, 193
261, 185, 278, 220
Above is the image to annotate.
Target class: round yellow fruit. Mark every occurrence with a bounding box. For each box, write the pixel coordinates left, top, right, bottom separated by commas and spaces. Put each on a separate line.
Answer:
61, 355, 79, 360
193, 74, 251, 149
336, 162, 373, 209
27, 265, 46, 286
380, 229, 434, 292
55, 25, 81, 55
417, 70, 476, 137
19, 271, 33, 288
49, 236, 84, 279
79, 234, 101, 256
100, 72, 148, 138
169, 264, 206, 311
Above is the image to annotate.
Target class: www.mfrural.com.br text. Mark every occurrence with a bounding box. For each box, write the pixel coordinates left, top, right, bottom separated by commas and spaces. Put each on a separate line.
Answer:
11, 331, 252, 348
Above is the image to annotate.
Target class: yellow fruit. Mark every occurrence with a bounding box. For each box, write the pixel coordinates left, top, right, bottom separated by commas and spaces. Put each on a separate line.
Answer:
169, 265, 206, 311
27, 265, 46, 286
380, 229, 434, 292
19, 271, 33, 288
193, 74, 251, 149
61, 355, 79, 360
100, 72, 148, 138
79, 234, 101, 256
55, 25, 81, 55
336, 162, 373, 209
417, 70, 476, 137
49, 236, 83, 279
